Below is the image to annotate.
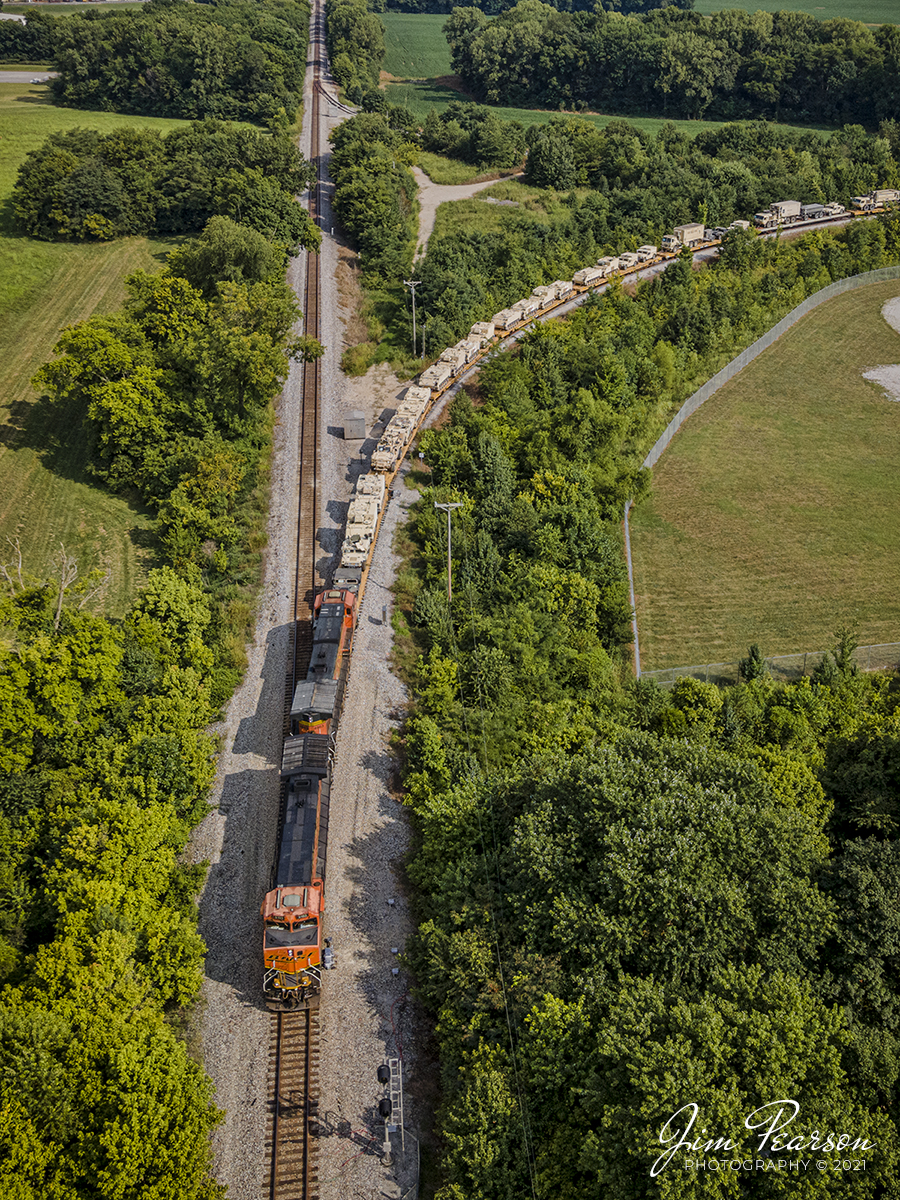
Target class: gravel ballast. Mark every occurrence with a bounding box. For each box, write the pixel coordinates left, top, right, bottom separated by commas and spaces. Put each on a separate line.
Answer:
192, 24, 431, 1200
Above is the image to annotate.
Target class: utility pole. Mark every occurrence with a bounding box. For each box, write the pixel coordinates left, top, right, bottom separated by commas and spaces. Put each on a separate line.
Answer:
434, 502, 462, 600
403, 278, 421, 358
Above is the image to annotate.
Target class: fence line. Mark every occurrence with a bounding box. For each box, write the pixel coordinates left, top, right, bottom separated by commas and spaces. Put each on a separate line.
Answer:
641, 642, 900, 689
642, 265, 900, 470
625, 265, 900, 677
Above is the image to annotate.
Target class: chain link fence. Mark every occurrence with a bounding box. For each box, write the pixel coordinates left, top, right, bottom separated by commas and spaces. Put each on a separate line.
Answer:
641, 642, 900, 689
642, 265, 900, 469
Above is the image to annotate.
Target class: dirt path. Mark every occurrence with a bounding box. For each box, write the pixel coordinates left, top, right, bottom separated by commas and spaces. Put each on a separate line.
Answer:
862, 294, 900, 400
412, 165, 517, 259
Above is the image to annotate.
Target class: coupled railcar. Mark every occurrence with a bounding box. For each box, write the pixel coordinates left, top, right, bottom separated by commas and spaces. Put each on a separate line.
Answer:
261, 587, 356, 1010
261, 185, 891, 1008
262, 734, 331, 1009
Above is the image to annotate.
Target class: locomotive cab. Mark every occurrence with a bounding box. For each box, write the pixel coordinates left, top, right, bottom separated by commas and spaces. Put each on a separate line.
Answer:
290, 678, 338, 735
261, 884, 324, 1009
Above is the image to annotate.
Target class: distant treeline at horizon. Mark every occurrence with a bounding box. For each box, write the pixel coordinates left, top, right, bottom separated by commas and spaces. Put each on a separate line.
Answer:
434, 2, 900, 124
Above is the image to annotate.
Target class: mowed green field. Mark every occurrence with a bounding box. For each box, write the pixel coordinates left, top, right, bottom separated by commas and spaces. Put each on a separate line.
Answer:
695, 0, 897, 22
383, 0, 898, 27
630, 279, 900, 670
0, 82, 186, 613
382, 14, 830, 140
385, 79, 824, 139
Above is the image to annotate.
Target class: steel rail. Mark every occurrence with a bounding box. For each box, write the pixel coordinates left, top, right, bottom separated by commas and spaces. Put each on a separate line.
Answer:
268, 3, 325, 1197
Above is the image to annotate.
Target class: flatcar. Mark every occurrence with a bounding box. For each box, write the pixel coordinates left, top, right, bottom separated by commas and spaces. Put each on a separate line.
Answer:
263, 185, 894, 1010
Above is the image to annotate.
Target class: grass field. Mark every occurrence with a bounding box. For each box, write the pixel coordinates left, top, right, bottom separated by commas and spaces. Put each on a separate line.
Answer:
381, 13, 748, 136
427, 176, 575, 240
0, 82, 186, 613
416, 149, 521, 185
386, 79, 794, 138
383, 12, 452, 79
383, 12, 839, 138
629, 279, 900, 670
384, 0, 898, 33
695, 0, 896, 22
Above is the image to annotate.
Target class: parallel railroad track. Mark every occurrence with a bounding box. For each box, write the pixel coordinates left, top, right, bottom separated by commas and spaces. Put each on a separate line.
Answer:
284, 4, 324, 729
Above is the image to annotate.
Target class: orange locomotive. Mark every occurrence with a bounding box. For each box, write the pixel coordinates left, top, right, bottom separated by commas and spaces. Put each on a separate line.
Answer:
260, 583, 356, 1009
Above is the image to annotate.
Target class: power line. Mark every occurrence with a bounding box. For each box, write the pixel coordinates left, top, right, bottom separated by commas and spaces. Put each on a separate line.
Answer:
402, 279, 421, 358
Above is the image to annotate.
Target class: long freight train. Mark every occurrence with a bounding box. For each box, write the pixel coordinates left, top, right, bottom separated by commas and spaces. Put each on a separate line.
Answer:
259, 186, 897, 1007
259, 582, 356, 1009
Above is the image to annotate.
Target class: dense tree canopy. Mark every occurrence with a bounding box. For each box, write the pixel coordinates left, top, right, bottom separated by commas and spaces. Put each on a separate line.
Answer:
47, 0, 310, 122
422, 101, 526, 169
330, 108, 419, 282
0, 574, 223, 1197
445, 0, 900, 124
375, 0, 683, 15
0, 10, 60, 62
12, 122, 319, 248
0, 191, 320, 1188
326, 0, 386, 101
397, 199, 900, 1196
412, 118, 899, 352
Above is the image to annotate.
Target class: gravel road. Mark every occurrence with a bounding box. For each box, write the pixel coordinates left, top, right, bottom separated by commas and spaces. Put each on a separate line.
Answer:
862, 295, 900, 401
412, 164, 519, 260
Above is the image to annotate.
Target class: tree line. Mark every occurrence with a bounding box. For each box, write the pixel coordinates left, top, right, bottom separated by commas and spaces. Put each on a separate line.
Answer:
421, 101, 526, 169
0, 8, 58, 61
373, 0, 686, 16
12, 121, 319, 246
410, 216, 900, 770
325, 96, 900, 344
0, 210, 320, 1193
396, 221, 900, 1196
445, 0, 900, 124
330, 107, 419, 282
415, 116, 899, 353
326, 0, 386, 103
0, 565, 224, 1198
0, 0, 310, 123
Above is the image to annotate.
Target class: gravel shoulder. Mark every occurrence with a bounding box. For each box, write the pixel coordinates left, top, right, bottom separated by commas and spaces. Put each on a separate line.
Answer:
193, 16, 433, 1200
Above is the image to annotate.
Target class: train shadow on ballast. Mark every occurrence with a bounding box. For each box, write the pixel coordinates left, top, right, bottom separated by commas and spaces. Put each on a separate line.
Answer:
200, 618, 299, 1013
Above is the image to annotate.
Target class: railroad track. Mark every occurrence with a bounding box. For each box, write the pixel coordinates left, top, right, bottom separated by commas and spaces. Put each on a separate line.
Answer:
267, 1010, 321, 1200
268, 4, 325, 1198
283, 0, 324, 727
